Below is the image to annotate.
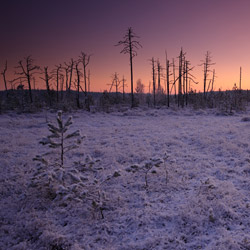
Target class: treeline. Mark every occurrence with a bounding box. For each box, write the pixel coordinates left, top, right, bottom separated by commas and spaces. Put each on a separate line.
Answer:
0, 27, 247, 113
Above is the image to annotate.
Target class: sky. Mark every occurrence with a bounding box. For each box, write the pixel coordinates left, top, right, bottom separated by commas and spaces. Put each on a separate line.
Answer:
1, 0, 250, 93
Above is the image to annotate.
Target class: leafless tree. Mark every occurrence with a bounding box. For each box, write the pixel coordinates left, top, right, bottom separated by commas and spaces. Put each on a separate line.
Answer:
157, 59, 162, 92
14, 56, 40, 103
79, 52, 91, 95
116, 27, 142, 108
172, 58, 177, 102
52, 64, 62, 102
206, 69, 216, 94
40, 66, 53, 105
65, 59, 74, 95
165, 52, 170, 107
63, 63, 69, 92
151, 57, 156, 107
200, 51, 215, 99
108, 72, 120, 99
75, 61, 82, 108
1, 60, 8, 92
178, 49, 184, 107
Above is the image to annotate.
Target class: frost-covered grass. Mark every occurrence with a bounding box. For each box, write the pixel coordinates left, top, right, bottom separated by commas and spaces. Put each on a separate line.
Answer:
0, 107, 249, 249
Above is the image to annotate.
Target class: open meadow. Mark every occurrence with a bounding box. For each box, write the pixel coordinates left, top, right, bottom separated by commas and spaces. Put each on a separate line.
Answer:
0, 107, 249, 249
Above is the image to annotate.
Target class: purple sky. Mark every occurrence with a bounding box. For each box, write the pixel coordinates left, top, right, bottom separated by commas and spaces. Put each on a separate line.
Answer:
1, 0, 250, 92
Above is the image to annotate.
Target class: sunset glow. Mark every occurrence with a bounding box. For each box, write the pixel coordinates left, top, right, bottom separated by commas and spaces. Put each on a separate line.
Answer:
1, 0, 250, 92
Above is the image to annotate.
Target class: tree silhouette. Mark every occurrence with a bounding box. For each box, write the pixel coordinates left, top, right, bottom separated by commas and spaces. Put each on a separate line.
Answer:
200, 51, 215, 99
79, 52, 91, 95
151, 57, 156, 107
1, 60, 8, 92
116, 27, 142, 108
165, 52, 170, 107
40, 66, 53, 106
65, 58, 74, 95
52, 64, 62, 102
75, 61, 82, 108
14, 56, 40, 103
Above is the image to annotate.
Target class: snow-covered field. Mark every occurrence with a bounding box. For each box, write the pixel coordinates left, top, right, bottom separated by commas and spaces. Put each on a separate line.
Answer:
0, 107, 249, 250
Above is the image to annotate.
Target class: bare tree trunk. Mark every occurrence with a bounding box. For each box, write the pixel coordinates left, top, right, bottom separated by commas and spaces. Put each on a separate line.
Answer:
40, 66, 52, 106
172, 58, 177, 103
68, 59, 74, 95
1, 61, 8, 92
152, 58, 156, 107
185, 61, 188, 106
128, 29, 135, 107
56, 64, 62, 102
178, 49, 183, 107
60, 75, 64, 101
75, 62, 81, 108
166, 53, 170, 107
157, 60, 161, 91
27, 66, 33, 103
116, 27, 141, 108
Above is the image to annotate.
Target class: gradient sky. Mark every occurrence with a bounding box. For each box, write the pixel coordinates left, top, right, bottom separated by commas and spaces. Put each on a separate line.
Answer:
1, 0, 250, 92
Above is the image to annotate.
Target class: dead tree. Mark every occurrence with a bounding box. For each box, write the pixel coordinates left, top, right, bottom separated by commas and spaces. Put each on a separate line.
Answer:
108, 72, 120, 100
60, 75, 64, 100
200, 51, 215, 99
63, 63, 69, 92
114, 72, 120, 99
79, 52, 91, 95
52, 64, 62, 102
40, 66, 53, 106
151, 57, 156, 107
1, 60, 8, 92
75, 61, 82, 108
65, 59, 74, 95
172, 58, 177, 102
206, 69, 216, 94
116, 27, 142, 108
165, 53, 170, 107
178, 49, 183, 107
157, 59, 161, 92
185, 61, 188, 106
14, 56, 40, 103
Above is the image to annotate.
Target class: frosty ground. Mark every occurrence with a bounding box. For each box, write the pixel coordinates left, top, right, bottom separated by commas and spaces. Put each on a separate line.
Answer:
0, 107, 249, 250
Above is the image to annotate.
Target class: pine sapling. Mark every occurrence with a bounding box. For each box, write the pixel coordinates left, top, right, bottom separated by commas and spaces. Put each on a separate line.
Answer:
39, 110, 82, 167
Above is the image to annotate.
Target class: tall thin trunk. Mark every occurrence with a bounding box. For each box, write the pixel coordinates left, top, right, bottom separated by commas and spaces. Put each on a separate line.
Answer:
157, 60, 161, 91
129, 29, 134, 108
76, 63, 80, 108
166, 53, 170, 107
178, 50, 183, 107
152, 58, 156, 107
27, 73, 33, 103
185, 61, 188, 106
172, 58, 176, 102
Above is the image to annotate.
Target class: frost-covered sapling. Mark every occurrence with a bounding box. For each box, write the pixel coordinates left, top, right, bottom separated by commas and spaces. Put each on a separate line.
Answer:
126, 158, 164, 189
144, 162, 153, 188
33, 111, 83, 196
39, 110, 82, 167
